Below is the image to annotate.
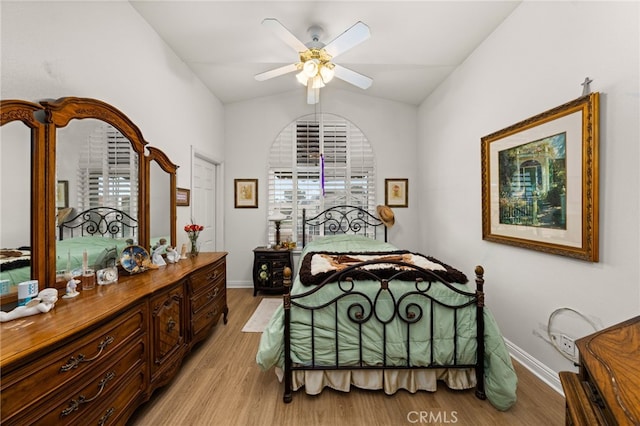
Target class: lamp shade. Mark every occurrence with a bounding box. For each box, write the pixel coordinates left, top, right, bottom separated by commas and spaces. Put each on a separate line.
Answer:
302, 59, 320, 78
268, 212, 288, 222
319, 65, 335, 83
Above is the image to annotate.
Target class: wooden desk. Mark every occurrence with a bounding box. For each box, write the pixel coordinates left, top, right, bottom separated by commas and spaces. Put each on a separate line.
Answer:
560, 316, 640, 425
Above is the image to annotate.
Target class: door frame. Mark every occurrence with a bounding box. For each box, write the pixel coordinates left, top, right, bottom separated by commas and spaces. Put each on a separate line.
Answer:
191, 147, 224, 251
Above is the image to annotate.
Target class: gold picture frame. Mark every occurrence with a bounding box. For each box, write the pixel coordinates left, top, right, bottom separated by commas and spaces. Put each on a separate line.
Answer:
176, 187, 190, 207
234, 179, 258, 208
385, 178, 408, 208
481, 93, 599, 261
56, 180, 69, 209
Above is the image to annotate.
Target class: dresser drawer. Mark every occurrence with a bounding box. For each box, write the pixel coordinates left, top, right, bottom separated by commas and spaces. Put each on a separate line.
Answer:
0, 303, 146, 421
191, 279, 225, 315
190, 259, 226, 295
192, 296, 226, 339
85, 368, 146, 426
9, 339, 145, 426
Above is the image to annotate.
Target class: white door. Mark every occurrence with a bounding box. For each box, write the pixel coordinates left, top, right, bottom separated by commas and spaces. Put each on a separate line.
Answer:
192, 154, 217, 252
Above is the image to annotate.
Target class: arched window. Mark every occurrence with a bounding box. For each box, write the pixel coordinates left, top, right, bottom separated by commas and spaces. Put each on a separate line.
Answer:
268, 113, 375, 246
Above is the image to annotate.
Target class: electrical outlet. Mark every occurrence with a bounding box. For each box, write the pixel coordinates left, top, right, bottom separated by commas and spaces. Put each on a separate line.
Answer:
560, 334, 576, 357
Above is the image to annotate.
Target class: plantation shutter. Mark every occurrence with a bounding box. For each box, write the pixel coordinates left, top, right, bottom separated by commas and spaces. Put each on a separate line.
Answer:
77, 123, 138, 219
268, 113, 375, 245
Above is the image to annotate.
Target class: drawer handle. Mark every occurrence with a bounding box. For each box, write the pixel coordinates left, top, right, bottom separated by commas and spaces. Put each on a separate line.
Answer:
207, 287, 220, 300
98, 407, 116, 426
61, 371, 116, 416
206, 271, 218, 281
167, 317, 177, 333
60, 335, 115, 372
206, 308, 218, 319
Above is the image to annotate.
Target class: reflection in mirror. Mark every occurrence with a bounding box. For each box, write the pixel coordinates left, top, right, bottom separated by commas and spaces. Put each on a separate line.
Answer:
0, 121, 31, 290
0, 100, 46, 306
146, 146, 177, 252
149, 159, 170, 248
55, 119, 139, 278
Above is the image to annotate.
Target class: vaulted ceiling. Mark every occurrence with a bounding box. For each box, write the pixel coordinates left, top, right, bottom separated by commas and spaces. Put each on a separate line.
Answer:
131, 1, 520, 106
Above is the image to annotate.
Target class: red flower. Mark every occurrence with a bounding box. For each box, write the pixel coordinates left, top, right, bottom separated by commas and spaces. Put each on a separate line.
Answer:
184, 223, 204, 240
184, 224, 204, 232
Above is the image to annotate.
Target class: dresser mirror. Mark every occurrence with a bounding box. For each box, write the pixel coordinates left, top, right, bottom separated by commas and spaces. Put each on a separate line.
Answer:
0, 97, 180, 302
42, 98, 147, 289
0, 100, 47, 305
146, 146, 178, 251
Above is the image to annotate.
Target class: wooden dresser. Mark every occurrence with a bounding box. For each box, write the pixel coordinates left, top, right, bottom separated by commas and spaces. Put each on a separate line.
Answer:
559, 316, 640, 425
0, 252, 227, 426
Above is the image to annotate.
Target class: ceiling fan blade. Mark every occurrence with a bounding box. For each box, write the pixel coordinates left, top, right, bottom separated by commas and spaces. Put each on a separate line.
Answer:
333, 64, 373, 90
324, 21, 370, 59
307, 85, 319, 104
262, 18, 308, 53
255, 63, 299, 81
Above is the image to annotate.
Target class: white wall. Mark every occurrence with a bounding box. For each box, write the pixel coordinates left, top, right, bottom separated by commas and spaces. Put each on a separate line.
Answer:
418, 0, 639, 379
0, 1, 225, 252
224, 88, 419, 286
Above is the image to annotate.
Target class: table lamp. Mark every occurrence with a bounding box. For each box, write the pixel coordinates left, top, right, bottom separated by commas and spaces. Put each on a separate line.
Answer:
268, 212, 288, 248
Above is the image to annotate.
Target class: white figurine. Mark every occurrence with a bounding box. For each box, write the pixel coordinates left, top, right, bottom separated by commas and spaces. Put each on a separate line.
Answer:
0, 288, 59, 322
152, 243, 168, 266
62, 278, 80, 299
165, 247, 181, 263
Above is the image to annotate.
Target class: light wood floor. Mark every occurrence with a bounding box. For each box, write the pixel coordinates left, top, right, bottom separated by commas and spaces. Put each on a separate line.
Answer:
128, 288, 565, 426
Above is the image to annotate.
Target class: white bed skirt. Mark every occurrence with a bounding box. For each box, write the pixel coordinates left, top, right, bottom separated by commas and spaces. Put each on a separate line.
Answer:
275, 367, 477, 395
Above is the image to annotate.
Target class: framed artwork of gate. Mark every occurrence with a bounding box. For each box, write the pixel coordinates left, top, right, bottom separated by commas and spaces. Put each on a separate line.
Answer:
480, 93, 599, 262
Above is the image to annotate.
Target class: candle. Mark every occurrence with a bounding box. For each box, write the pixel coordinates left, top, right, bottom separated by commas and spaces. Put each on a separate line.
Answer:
82, 249, 88, 272
67, 249, 71, 272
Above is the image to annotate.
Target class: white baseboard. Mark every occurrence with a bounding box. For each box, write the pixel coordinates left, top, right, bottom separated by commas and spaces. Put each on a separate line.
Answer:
227, 281, 254, 289
504, 337, 564, 395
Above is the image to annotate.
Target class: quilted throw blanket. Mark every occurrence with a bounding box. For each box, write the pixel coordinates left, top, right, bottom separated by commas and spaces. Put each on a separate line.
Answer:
299, 250, 468, 286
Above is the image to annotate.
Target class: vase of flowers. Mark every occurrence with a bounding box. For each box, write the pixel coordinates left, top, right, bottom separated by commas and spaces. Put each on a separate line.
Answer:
184, 223, 204, 257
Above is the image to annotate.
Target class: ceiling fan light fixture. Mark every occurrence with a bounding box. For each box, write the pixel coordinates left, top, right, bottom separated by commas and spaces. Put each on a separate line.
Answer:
296, 71, 309, 86
302, 59, 320, 78
319, 63, 335, 83
311, 75, 325, 89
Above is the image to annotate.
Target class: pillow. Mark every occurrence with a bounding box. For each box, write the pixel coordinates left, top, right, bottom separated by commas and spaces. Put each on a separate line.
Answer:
93, 246, 118, 270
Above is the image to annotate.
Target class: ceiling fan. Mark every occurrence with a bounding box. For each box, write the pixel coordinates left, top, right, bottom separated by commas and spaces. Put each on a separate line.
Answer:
255, 18, 373, 104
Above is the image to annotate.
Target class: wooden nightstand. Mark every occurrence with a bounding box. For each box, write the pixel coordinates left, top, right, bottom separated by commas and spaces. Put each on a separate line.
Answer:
252, 247, 293, 296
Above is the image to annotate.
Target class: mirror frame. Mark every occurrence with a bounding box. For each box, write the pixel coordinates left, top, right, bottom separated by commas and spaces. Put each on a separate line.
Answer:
41, 97, 148, 288
0, 100, 47, 305
145, 146, 179, 249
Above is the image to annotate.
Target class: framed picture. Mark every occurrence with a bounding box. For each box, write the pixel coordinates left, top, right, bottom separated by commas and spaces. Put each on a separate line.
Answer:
481, 93, 599, 261
385, 178, 408, 208
56, 180, 69, 209
235, 179, 258, 208
176, 187, 190, 207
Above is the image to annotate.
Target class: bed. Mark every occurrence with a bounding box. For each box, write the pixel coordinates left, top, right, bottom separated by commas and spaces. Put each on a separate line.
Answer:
256, 206, 517, 411
0, 207, 136, 290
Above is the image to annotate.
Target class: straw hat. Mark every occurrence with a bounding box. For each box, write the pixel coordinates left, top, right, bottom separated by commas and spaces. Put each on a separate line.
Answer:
376, 205, 395, 228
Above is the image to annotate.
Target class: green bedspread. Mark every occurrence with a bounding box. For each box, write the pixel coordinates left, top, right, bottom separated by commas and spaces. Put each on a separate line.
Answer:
0, 236, 130, 289
256, 235, 517, 411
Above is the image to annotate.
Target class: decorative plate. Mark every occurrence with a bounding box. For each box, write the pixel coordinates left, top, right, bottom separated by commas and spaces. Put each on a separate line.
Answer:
120, 245, 150, 274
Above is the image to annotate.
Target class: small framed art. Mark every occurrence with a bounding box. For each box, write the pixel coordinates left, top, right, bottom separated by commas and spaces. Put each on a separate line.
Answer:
235, 179, 258, 208
56, 180, 69, 209
176, 187, 190, 207
385, 178, 408, 208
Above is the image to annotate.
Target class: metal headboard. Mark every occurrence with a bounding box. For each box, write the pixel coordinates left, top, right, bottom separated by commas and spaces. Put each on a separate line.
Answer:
58, 207, 137, 240
302, 205, 387, 247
